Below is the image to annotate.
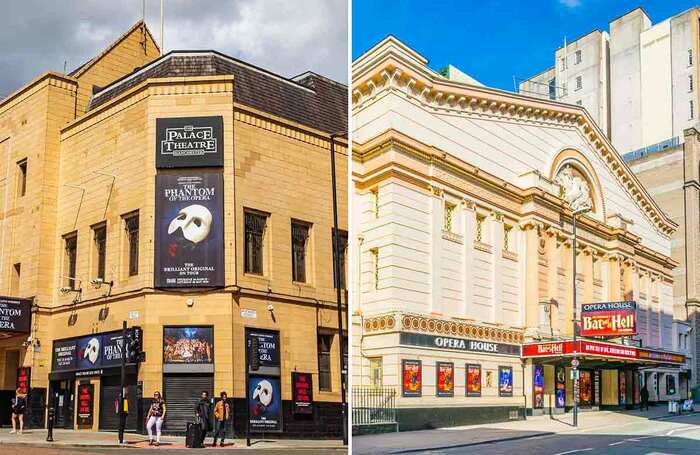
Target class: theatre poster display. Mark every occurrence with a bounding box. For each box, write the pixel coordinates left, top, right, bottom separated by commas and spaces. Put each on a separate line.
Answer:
466, 364, 481, 397
52, 330, 134, 372
555, 366, 566, 408
249, 376, 282, 432
163, 326, 213, 364
77, 383, 94, 428
16, 367, 30, 395
533, 364, 544, 409
619, 372, 627, 405
402, 359, 422, 397
292, 372, 313, 415
580, 301, 636, 337
154, 171, 224, 288
436, 362, 454, 397
499, 366, 513, 397
156, 116, 224, 168
0, 296, 32, 333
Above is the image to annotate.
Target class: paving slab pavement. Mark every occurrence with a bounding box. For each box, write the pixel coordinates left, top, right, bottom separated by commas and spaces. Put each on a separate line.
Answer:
0, 428, 345, 450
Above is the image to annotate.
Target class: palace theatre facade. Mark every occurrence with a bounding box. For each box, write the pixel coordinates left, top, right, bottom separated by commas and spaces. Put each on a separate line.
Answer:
351, 37, 684, 430
0, 23, 347, 436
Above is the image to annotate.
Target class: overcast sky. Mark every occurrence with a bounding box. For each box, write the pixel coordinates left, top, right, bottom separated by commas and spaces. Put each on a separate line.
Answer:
0, 0, 348, 97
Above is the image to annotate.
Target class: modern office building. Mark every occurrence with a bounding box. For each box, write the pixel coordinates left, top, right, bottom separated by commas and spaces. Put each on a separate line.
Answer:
352, 36, 686, 432
0, 22, 348, 437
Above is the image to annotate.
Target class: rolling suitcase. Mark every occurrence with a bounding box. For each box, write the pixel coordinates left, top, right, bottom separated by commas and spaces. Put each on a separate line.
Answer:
186, 421, 203, 448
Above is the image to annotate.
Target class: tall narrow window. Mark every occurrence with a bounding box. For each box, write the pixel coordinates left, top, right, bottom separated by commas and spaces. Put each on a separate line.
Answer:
369, 357, 383, 388
575, 76, 582, 90
124, 213, 139, 276
690, 75, 694, 92
370, 247, 379, 290
244, 211, 267, 275
17, 159, 27, 198
691, 100, 695, 119
689, 49, 693, 66
64, 233, 77, 289
93, 224, 107, 280
318, 334, 333, 392
10, 263, 20, 296
548, 78, 556, 100
370, 188, 379, 218
575, 50, 582, 64
291, 221, 310, 283
332, 228, 348, 289
560, 57, 567, 70
576, 100, 582, 106
443, 201, 455, 232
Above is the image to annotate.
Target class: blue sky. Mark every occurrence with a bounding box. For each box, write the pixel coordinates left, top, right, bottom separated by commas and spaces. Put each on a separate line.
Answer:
352, 0, 698, 91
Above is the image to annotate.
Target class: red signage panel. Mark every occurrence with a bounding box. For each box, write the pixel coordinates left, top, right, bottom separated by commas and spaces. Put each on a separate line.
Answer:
580, 301, 636, 337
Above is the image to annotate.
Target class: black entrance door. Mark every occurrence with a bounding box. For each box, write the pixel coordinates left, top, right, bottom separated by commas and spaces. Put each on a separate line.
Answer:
99, 375, 138, 431
163, 374, 213, 434
50, 380, 74, 429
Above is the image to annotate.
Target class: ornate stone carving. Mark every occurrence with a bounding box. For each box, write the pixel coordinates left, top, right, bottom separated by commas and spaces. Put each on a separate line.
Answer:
555, 165, 592, 213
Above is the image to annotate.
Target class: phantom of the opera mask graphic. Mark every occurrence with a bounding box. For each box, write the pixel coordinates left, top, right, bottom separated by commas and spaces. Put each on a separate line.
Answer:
155, 171, 224, 288
248, 376, 282, 432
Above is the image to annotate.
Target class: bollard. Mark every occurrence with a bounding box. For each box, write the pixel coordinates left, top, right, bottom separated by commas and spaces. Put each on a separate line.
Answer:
46, 406, 55, 442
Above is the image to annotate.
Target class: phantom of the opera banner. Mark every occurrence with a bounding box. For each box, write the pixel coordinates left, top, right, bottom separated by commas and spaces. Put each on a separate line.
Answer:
248, 375, 282, 432
580, 301, 636, 337
156, 116, 224, 168
155, 171, 224, 288
555, 366, 566, 408
0, 296, 31, 333
436, 362, 454, 397
466, 364, 481, 397
402, 359, 422, 397
533, 364, 544, 409
499, 366, 513, 397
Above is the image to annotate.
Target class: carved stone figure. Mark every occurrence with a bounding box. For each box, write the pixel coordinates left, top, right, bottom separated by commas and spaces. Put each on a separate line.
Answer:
555, 165, 592, 213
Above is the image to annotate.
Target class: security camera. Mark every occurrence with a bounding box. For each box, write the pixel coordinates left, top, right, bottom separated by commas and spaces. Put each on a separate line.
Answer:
90, 278, 104, 288
59, 287, 72, 295
267, 303, 274, 312
186, 299, 194, 307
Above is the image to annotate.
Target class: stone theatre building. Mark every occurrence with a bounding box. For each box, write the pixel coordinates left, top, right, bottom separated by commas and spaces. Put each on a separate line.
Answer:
351, 36, 686, 431
0, 22, 348, 437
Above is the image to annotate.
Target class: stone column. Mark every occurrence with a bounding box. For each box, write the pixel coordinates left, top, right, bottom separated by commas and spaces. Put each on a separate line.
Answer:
522, 222, 540, 337
462, 199, 476, 318
429, 186, 443, 315
684, 127, 700, 385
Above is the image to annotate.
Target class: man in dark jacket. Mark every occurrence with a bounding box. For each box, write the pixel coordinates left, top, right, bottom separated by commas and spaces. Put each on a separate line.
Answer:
195, 391, 212, 447
640, 386, 649, 411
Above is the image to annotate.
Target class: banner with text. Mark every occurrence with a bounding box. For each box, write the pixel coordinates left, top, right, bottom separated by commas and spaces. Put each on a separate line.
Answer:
580, 301, 636, 337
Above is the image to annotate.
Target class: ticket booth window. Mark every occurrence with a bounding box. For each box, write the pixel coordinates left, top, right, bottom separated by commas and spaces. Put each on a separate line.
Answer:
666, 375, 676, 395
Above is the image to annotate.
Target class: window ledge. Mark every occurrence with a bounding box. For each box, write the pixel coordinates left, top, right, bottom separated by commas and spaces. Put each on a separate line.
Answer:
502, 250, 518, 262
593, 278, 603, 287
442, 230, 463, 244
293, 281, 316, 290
473, 241, 492, 254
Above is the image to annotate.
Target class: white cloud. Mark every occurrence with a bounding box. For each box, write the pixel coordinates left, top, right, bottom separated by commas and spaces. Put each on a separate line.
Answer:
0, 0, 347, 97
558, 0, 582, 8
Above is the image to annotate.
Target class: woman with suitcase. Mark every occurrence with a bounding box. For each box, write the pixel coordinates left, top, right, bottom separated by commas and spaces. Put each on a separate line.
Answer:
146, 391, 166, 446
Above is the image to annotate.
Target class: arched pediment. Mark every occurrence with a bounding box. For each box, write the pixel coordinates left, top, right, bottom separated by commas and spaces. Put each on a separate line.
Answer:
550, 149, 606, 222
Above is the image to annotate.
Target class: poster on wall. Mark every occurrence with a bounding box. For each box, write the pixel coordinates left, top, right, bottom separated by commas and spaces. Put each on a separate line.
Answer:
16, 367, 30, 395
580, 301, 636, 337
0, 297, 32, 333
156, 116, 224, 168
580, 370, 592, 404
247, 330, 281, 372
77, 383, 94, 428
466, 364, 481, 397
436, 362, 454, 397
402, 359, 422, 397
154, 171, 224, 288
292, 372, 313, 415
619, 371, 627, 405
163, 326, 214, 364
248, 376, 282, 432
499, 366, 513, 397
533, 365, 544, 409
555, 366, 566, 408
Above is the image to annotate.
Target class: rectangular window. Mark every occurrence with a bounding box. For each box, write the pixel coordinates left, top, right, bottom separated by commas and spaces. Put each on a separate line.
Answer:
691, 100, 695, 119
560, 57, 567, 70
576, 100, 582, 106
244, 211, 267, 275
443, 201, 455, 232
93, 224, 107, 280
291, 221, 310, 283
332, 228, 348, 289
369, 357, 383, 388
575, 76, 582, 90
370, 247, 379, 290
318, 334, 333, 392
575, 50, 582, 64
64, 233, 77, 289
124, 213, 139, 276
10, 263, 20, 296
690, 75, 694, 92
689, 49, 693, 66
548, 78, 556, 100
17, 159, 27, 198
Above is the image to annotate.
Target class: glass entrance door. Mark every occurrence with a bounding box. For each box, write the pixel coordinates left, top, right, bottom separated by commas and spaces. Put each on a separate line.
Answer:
50, 380, 74, 429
